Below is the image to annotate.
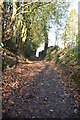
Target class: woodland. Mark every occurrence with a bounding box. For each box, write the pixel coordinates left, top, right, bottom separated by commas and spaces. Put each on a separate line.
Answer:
0, 0, 80, 119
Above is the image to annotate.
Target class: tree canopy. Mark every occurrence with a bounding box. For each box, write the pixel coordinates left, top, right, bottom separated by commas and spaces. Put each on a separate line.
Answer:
2, 0, 70, 57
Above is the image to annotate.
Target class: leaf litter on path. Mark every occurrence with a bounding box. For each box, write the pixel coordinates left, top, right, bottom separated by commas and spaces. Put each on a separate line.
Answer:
2, 59, 80, 118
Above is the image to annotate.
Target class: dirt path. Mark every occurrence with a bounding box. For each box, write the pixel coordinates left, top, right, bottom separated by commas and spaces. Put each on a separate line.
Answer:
2, 60, 80, 118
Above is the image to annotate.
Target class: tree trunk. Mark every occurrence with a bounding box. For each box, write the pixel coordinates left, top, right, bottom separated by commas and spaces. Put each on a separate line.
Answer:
43, 19, 48, 57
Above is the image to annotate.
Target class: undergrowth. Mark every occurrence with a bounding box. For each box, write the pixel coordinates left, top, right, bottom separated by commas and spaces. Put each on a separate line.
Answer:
45, 45, 80, 87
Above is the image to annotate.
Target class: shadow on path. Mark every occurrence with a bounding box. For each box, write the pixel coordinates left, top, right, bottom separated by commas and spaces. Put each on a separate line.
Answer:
2, 61, 80, 119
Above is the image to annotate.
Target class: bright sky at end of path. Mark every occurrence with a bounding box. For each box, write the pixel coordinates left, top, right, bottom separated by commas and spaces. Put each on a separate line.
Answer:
36, 0, 79, 57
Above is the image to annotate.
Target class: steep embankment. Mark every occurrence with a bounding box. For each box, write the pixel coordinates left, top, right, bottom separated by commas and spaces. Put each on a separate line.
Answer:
45, 46, 80, 87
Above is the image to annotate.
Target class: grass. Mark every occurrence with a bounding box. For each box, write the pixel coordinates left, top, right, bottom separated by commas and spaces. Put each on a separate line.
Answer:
45, 45, 80, 87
